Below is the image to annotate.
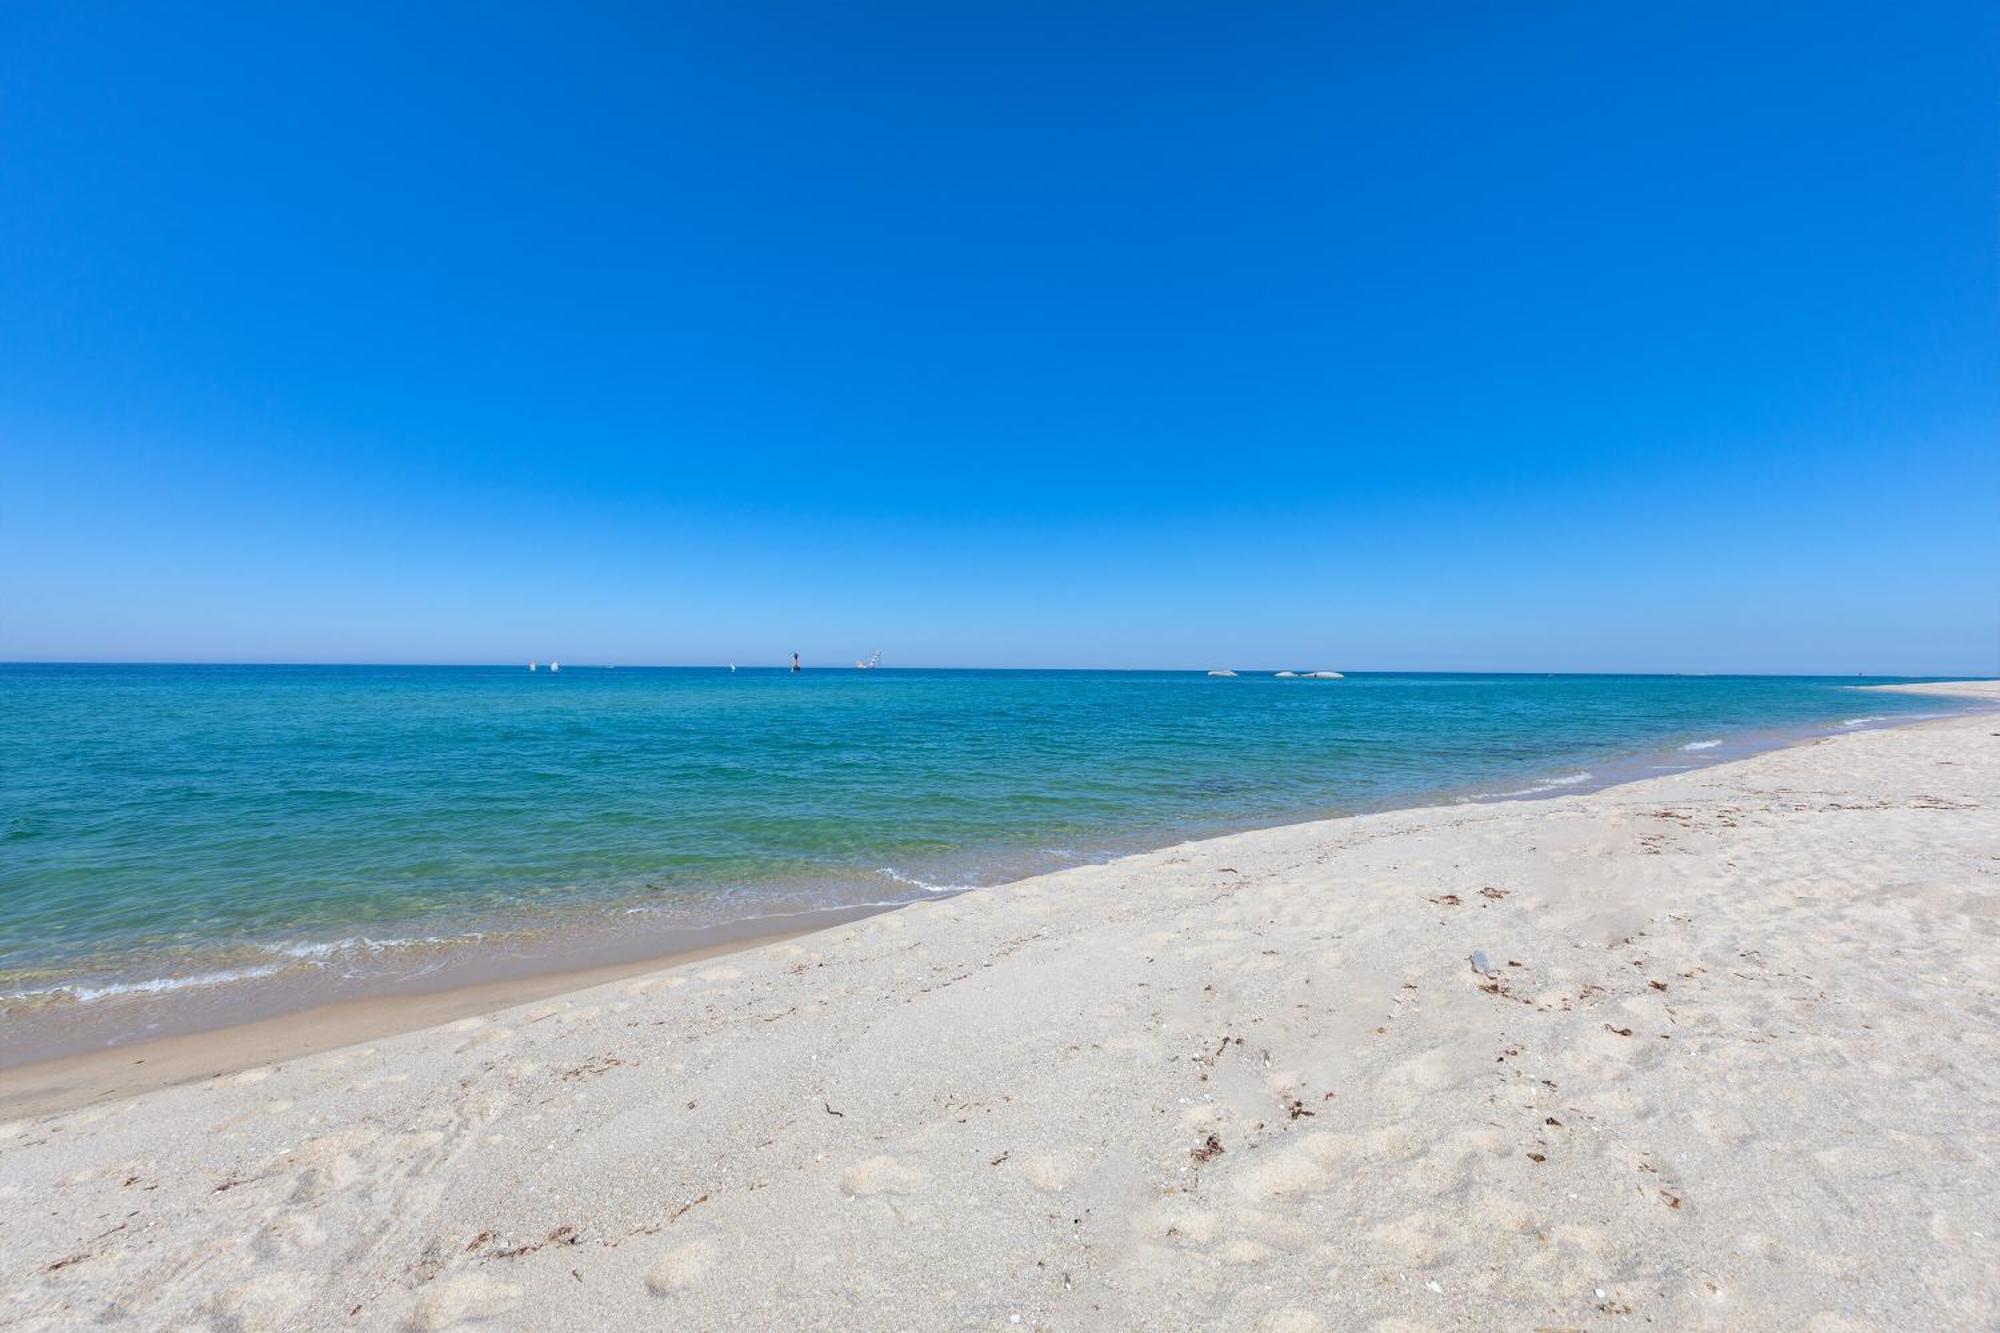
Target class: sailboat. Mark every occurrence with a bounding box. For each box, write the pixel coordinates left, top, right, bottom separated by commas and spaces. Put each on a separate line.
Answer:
550, 661, 560, 674
855, 650, 882, 670
529, 661, 537, 672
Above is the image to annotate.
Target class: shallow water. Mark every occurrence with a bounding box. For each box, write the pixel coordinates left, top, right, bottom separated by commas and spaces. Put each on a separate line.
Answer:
0, 665, 1966, 1046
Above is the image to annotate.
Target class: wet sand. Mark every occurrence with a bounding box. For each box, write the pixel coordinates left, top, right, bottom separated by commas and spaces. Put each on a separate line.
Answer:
0, 914, 889, 1119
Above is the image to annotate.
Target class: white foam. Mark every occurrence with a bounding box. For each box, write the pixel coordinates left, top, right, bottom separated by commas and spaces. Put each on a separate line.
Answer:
3, 964, 286, 1006
264, 934, 458, 958
878, 867, 975, 894
1840, 716, 1886, 727
1680, 739, 1723, 751
1487, 771, 1595, 799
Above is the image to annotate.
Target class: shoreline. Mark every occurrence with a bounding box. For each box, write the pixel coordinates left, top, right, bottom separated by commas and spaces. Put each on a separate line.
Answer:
0, 909, 892, 1119
4, 681, 1991, 1118
3, 680, 1994, 1328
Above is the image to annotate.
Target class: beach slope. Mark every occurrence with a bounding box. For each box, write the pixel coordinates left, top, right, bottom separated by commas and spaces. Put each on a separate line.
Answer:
2, 683, 1995, 1330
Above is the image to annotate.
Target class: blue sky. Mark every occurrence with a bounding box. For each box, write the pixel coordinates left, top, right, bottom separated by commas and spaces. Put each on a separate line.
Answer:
3, 2, 1995, 672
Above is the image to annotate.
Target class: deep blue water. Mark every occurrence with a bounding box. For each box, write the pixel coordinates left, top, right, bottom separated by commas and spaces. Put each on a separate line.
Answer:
0, 665, 1965, 1011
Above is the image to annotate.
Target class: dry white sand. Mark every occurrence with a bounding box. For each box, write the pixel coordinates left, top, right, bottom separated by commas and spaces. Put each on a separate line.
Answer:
2, 682, 1995, 1331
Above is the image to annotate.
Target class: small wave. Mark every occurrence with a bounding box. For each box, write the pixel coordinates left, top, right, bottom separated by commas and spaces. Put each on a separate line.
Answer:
260, 934, 469, 959
878, 867, 975, 894
264, 937, 399, 960
1680, 739, 1723, 751
2, 963, 287, 1007
1840, 716, 1885, 727
1487, 771, 1595, 799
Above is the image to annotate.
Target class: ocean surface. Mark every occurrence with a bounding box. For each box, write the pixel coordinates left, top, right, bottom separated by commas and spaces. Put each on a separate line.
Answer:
0, 665, 1971, 1058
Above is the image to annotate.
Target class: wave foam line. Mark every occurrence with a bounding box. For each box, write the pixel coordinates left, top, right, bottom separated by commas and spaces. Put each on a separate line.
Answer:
260, 934, 479, 960
878, 867, 977, 894
2, 963, 287, 1006
1488, 771, 1595, 798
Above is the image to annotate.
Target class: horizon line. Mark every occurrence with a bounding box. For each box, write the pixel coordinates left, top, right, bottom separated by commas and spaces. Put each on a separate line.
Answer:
1, 660, 1991, 681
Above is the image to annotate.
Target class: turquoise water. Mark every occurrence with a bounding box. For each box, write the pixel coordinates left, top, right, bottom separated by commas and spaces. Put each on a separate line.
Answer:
0, 665, 1969, 1038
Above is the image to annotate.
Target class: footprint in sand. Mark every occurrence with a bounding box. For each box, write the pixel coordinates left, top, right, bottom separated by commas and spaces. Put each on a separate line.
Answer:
1402, 1147, 1473, 1198
1020, 1153, 1081, 1191
409, 1274, 521, 1329
646, 1237, 717, 1295
213, 1273, 309, 1331
260, 1211, 329, 1254
1385, 1050, 1456, 1096
1368, 1318, 1437, 1333
1688, 1106, 1754, 1147
1551, 1222, 1616, 1261
312, 1047, 374, 1073
1233, 1208, 1315, 1252
1180, 1103, 1223, 1134
1298, 1132, 1361, 1167
1470, 1190, 1536, 1233
1364, 1125, 1423, 1162
1231, 1145, 1329, 1201
1143, 1199, 1220, 1246
1370, 1210, 1449, 1267
1220, 1237, 1273, 1264
840, 1155, 928, 1196
455, 1026, 514, 1054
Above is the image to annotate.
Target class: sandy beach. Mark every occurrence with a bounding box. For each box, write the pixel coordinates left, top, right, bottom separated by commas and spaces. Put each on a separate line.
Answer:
2, 680, 1994, 1330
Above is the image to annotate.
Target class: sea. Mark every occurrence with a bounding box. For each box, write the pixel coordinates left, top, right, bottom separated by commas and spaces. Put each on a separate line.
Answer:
0, 664, 1974, 1061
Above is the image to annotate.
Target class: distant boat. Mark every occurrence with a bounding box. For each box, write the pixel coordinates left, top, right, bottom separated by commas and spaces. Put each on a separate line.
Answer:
529, 661, 537, 672
729, 664, 737, 672
1304, 670, 1343, 679
1207, 669, 1237, 678
550, 661, 560, 673
1274, 670, 1297, 678
855, 650, 882, 670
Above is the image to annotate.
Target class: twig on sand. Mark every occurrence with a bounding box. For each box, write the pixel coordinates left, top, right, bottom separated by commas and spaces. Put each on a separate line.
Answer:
493, 1225, 577, 1259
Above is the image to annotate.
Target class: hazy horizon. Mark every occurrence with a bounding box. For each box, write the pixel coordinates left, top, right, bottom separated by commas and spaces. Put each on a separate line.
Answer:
3, 660, 1989, 679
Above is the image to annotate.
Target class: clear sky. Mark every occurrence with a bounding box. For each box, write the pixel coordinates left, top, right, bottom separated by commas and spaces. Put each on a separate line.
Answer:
3, 3, 1995, 673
